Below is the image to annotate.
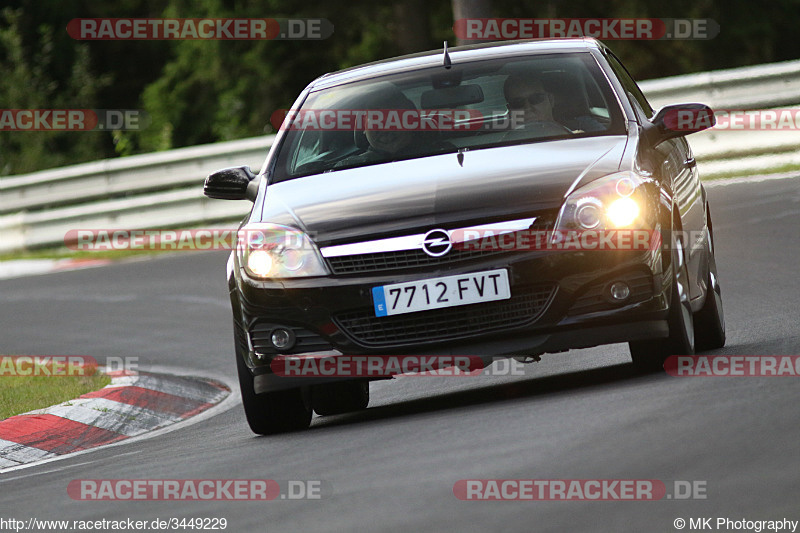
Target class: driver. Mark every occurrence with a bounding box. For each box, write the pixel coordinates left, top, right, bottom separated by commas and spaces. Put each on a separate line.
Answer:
504, 74, 606, 133
503, 75, 569, 131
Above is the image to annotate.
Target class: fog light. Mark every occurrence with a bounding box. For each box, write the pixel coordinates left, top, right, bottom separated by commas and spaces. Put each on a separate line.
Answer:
270, 328, 296, 350
609, 282, 631, 301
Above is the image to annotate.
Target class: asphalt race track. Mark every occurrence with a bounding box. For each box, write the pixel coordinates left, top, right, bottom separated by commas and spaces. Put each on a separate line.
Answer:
0, 175, 798, 532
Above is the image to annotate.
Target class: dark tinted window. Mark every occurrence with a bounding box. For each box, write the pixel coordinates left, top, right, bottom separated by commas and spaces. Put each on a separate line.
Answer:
272, 52, 627, 183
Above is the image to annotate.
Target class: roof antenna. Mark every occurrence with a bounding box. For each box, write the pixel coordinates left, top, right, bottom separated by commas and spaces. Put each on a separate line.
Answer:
442, 41, 452, 69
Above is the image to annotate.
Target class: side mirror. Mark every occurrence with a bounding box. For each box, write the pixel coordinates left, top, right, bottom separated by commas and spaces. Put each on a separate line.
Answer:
203, 166, 259, 202
645, 103, 715, 145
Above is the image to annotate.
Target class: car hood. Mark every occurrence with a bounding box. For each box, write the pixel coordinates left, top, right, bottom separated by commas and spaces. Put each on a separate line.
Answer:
260, 136, 627, 244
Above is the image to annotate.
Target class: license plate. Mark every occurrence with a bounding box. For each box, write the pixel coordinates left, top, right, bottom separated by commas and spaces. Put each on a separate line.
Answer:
372, 269, 510, 317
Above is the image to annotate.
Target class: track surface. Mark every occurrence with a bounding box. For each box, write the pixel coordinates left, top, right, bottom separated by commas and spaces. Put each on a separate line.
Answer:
1, 177, 798, 532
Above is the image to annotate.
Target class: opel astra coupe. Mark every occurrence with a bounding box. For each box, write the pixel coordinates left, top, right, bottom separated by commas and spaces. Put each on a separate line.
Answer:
204, 38, 725, 434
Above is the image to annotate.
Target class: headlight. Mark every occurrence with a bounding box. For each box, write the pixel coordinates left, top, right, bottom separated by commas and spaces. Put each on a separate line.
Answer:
606, 197, 640, 227
554, 171, 649, 232
237, 223, 328, 279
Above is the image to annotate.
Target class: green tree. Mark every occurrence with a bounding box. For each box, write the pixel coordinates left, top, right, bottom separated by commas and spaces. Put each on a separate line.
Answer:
3, 0, 800, 174
0, 7, 111, 175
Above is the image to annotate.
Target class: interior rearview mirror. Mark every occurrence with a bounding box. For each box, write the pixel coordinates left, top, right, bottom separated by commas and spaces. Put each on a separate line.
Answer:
421, 84, 484, 109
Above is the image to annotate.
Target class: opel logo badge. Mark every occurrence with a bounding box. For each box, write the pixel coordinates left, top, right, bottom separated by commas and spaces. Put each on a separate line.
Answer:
421, 229, 452, 257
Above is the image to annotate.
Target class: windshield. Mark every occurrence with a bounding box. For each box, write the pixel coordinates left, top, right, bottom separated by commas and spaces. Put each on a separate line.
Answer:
271, 52, 626, 183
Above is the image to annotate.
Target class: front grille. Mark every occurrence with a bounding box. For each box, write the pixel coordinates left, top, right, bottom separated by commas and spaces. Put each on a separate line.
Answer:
333, 284, 556, 347
567, 270, 654, 316
327, 247, 505, 275
326, 218, 555, 276
249, 321, 332, 355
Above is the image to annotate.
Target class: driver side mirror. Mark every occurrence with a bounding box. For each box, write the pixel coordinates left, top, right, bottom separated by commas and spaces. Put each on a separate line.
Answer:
645, 103, 715, 146
203, 166, 259, 202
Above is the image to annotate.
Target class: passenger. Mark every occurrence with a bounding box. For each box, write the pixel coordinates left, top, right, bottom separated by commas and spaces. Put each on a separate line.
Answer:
335, 84, 450, 168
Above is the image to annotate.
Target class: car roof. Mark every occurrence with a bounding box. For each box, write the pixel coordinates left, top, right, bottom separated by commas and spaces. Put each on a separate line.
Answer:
309, 38, 606, 90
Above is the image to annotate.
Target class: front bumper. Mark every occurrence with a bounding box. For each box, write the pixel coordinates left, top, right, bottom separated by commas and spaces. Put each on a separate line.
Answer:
230, 246, 670, 392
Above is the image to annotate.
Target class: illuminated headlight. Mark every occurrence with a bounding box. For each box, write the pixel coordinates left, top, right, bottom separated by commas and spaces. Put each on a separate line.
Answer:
247, 250, 274, 277
607, 197, 640, 227
238, 223, 328, 279
554, 171, 649, 232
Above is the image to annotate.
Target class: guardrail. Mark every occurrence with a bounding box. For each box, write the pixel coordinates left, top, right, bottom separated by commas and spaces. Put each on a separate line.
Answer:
0, 136, 272, 252
3, 58, 800, 253
640, 58, 800, 178
639, 58, 800, 110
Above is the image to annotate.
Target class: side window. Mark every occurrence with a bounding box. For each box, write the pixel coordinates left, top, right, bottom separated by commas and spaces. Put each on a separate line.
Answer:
606, 52, 654, 119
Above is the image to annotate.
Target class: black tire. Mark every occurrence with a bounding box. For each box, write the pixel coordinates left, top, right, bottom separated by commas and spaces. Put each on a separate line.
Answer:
693, 228, 726, 351
234, 323, 311, 435
311, 381, 369, 416
629, 236, 695, 372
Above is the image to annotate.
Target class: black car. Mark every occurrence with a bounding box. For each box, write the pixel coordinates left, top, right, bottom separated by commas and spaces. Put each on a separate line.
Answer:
204, 38, 725, 434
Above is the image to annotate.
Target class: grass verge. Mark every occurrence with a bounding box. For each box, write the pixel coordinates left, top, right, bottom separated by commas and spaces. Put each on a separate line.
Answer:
0, 366, 111, 421
700, 162, 800, 180
0, 246, 171, 263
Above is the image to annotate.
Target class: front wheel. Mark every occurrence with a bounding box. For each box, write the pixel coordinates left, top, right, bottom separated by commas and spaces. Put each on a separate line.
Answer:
234, 323, 311, 435
630, 237, 695, 372
693, 227, 726, 351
